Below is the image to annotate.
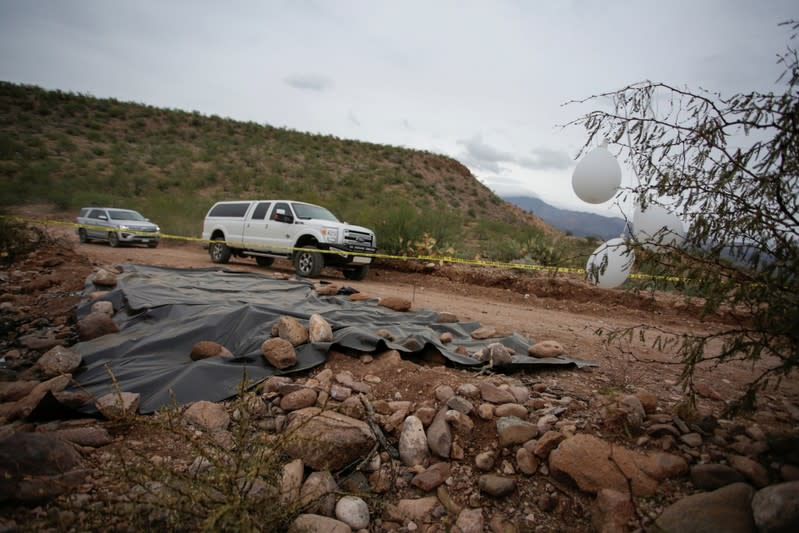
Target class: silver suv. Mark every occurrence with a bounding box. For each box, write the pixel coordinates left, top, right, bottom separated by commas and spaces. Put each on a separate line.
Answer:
77, 207, 161, 248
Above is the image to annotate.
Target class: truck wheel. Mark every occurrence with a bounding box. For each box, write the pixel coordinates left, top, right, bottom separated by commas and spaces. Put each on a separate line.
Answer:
256, 256, 274, 267
209, 240, 231, 264
78, 229, 88, 243
147, 241, 159, 249
294, 246, 324, 278
109, 232, 120, 247
343, 265, 369, 281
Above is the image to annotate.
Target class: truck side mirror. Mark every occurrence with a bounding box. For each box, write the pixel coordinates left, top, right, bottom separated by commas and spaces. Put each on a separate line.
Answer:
98, 214, 108, 221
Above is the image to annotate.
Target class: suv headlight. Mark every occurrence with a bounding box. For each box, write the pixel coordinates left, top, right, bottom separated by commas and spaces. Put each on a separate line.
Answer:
321, 227, 339, 243
119, 225, 129, 231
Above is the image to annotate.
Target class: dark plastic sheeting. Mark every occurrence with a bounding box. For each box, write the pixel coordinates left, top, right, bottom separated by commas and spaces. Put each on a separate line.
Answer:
70, 265, 594, 413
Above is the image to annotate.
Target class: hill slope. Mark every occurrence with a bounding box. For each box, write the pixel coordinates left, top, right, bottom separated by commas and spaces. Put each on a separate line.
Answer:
504, 196, 626, 240
0, 81, 589, 263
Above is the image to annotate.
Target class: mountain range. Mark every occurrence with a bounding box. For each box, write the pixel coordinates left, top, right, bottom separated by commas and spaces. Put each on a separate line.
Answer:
503, 195, 626, 241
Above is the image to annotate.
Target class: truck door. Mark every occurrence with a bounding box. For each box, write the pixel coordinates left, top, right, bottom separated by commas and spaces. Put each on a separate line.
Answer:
242, 202, 272, 252
86, 209, 109, 239
263, 202, 298, 254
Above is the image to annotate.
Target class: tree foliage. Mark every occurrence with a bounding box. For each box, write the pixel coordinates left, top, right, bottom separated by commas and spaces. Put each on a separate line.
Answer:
569, 22, 799, 412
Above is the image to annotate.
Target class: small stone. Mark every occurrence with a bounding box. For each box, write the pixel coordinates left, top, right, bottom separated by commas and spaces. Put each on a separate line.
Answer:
92, 269, 117, 287
308, 314, 334, 343
96, 391, 140, 419
434, 385, 455, 402
411, 462, 450, 492
592, 489, 635, 533
475, 451, 495, 471
471, 326, 497, 340
445, 410, 474, 435
435, 312, 458, 323
335, 495, 370, 530
495, 403, 527, 418
479, 474, 516, 497
90, 300, 114, 317
681, 432, 703, 448
516, 447, 539, 475
399, 416, 429, 467
277, 316, 309, 346
496, 416, 538, 447
439, 332, 453, 344
288, 514, 352, 533
281, 388, 318, 411
190, 341, 233, 361
690, 463, 745, 490
37, 345, 82, 376
446, 395, 474, 415
477, 403, 495, 420
457, 383, 480, 398
78, 311, 119, 340
751, 480, 799, 533
379, 296, 412, 312
534, 431, 566, 459
184, 400, 230, 432
479, 383, 515, 404
455, 507, 484, 533
729, 455, 769, 488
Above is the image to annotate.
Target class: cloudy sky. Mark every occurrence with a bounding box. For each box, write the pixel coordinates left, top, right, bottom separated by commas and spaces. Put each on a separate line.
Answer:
0, 0, 795, 216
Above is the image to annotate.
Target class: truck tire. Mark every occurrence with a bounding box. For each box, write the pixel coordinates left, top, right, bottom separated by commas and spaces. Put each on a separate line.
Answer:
209, 240, 231, 264
343, 265, 369, 281
78, 229, 88, 243
256, 256, 274, 267
147, 241, 159, 248
293, 246, 324, 278
109, 232, 120, 247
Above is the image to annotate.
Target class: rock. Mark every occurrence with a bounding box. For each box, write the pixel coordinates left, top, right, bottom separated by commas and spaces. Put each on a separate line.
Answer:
288, 514, 352, 533
281, 388, 318, 411
348, 292, 371, 302
494, 403, 527, 418
439, 332, 453, 344
37, 345, 81, 376
477, 342, 512, 366
426, 408, 452, 459
0, 432, 85, 503
88, 290, 109, 300
90, 300, 114, 317
729, 455, 769, 488
781, 464, 799, 482
477, 403, 495, 420
536, 414, 559, 434
620, 395, 646, 428
14, 374, 72, 420
690, 464, 746, 490
375, 329, 396, 341
280, 458, 304, 505
308, 314, 334, 343
455, 507, 484, 533
655, 482, 756, 533
414, 406, 436, 426
316, 284, 339, 296
335, 495, 370, 530
335, 371, 370, 394
446, 395, 474, 415
78, 311, 119, 340
18, 332, 61, 351
301, 471, 338, 516
695, 383, 724, 401
435, 312, 458, 323
534, 431, 566, 459
479, 383, 516, 404
379, 296, 412, 312
434, 385, 454, 402
457, 383, 480, 398
52, 426, 112, 447
635, 391, 658, 414
592, 489, 634, 533
479, 474, 517, 497
329, 383, 352, 401
411, 462, 450, 491
752, 480, 799, 533
277, 316, 309, 346
471, 326, 497, 340
445, 410, 474, 435
261, 337, 297, 369
528, 340, 565, 358
516, 447, 539, 475
475, 451, 496, 471
496, 416, 538, 447
184, 401, 230, 432
681, 432, 704, 447
394, 496, 439, 523
399, 416, 429, 467
285, 407, 376, 471
549, 433, 685, 496
0, 380, 37, 402
92, 269, 117, 287
190, 341, 233, 361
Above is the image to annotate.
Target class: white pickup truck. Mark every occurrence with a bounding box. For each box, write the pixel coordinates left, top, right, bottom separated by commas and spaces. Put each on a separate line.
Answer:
201, 200, 377, 280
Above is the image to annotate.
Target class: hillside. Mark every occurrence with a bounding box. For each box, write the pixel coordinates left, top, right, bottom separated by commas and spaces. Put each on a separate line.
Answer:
503, 195, 626, 240
0, 81, 587, 263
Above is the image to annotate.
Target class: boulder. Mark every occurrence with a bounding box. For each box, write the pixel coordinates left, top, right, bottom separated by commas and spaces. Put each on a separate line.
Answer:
655, 482, 756, 533
190, 341, 233, 361
37, 345, 82, 376
308, 314, 334, 343
261, 337, 297, 369
284, 407, 376, 471
277, 316, 309, 346
752, 480, 799, 533
78, 311, 119, 341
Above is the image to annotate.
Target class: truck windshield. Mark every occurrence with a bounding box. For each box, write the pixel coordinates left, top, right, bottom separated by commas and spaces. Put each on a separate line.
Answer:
108, 209, 147, 221
292, 203, 339, 222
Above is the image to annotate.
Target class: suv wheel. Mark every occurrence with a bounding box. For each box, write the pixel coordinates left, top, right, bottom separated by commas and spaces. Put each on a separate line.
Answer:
109, 232, 120, 247
293, 246, 324, 277
78, 229, 88, 243
210, 240, 231, 264
343, 265, 369, 281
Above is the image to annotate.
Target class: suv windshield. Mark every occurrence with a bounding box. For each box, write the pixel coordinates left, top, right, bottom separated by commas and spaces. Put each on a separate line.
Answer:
108, 209, 147, 221
292, 203, 339, 222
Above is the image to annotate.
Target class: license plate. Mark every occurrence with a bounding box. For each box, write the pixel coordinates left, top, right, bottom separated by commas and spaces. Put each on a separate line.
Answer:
142, 239, 149, 243
353, 256, 370, 264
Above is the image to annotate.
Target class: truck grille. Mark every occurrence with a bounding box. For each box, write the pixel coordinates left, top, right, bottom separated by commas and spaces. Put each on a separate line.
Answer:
344, 229, 374, 248
130, 226, 158, 233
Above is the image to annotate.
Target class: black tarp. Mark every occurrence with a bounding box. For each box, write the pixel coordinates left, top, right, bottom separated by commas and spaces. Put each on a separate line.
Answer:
70, 265, 593, 413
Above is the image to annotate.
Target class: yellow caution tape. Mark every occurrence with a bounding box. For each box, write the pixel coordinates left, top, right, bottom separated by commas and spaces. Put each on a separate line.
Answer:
3, 214, 685, 283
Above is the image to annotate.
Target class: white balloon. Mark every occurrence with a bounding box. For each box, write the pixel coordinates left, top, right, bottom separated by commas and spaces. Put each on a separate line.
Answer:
571, 145, 622, 204
586, 237, 635, 289
633, 204, 686, 251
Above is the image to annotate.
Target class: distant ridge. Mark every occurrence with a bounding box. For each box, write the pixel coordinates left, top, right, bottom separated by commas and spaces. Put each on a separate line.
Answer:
503, 195, 626, 241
